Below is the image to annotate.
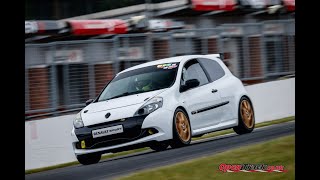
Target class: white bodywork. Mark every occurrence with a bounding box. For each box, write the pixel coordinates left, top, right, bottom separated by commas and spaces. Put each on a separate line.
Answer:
71, 54, 250, 155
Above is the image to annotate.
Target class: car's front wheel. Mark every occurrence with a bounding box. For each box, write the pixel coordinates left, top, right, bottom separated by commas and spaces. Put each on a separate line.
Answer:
170, 108, 192, 148
76, 153, 101, 165
233, 96, 255, 134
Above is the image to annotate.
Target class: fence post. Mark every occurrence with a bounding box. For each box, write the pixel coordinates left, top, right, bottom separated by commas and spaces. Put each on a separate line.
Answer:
63, 64, 70, 107
217, 28, 223, 54
113, 37, 120, 74
25, 66, 30, 113
260, 23, 267, 79
288, 35, 295, 73
202, 30, 208, 55
146, 33, 154, 61
49, 45, 59, 115
88, 63, 96, 99
186, 32, 191, 55
168, 31, 174, 57
124, 37, 130, 69
287, 21, 295, 73
243, 27, 250, 79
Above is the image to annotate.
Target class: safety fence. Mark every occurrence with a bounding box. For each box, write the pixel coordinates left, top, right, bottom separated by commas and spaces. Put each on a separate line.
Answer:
25, 19, 295, 119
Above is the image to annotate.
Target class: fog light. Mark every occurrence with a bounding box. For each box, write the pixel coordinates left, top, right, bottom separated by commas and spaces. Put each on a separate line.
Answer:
148, 129, 154, 135
81, 140, 86, 149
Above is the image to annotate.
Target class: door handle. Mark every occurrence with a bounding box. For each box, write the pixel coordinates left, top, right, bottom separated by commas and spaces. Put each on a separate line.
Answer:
212, 89, 218, 93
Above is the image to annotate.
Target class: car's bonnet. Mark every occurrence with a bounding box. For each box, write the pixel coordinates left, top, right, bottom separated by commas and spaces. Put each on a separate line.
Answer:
80, 89, 167, 126
85, 89, 166, 113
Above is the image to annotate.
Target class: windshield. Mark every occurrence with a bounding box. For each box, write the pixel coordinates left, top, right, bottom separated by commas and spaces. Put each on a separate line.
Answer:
97, 62, 179, 101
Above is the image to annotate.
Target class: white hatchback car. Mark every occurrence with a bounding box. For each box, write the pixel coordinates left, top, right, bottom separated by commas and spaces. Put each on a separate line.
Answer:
71, 54, 255, 165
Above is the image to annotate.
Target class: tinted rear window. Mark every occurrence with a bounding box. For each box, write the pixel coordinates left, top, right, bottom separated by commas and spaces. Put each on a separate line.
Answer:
198, 58, 225, 81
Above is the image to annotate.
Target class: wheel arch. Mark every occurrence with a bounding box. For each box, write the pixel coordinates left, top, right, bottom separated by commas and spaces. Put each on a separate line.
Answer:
173, 106, 192, 133
240, 94, 251, 102
234, 93, 254, 125
239, 95, 255, 112
233, 94, 256, 134
175, 106, 189, 119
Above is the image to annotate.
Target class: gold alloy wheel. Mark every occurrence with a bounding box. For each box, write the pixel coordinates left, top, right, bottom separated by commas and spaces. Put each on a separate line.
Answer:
240, 100, 254, 128
175, 112, 191, 142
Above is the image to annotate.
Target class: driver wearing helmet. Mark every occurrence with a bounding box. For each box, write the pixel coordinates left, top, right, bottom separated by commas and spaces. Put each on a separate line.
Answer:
134, 75, 153, 91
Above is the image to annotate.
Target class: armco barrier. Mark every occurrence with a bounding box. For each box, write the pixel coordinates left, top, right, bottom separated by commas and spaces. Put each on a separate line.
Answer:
25, 78, 295, 170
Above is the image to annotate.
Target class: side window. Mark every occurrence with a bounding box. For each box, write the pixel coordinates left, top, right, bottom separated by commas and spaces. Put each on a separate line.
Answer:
181, 59, 209, 86
198, 58, 225, 81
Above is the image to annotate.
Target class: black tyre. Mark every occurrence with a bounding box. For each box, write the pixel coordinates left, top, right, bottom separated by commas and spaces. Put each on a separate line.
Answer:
170, 108, 192, 148
76, 153, 101, 165
149, 141, 169, 151
233, 96, 255, 135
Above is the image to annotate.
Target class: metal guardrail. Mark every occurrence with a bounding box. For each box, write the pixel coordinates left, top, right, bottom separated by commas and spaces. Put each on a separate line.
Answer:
25, 19, 295, 119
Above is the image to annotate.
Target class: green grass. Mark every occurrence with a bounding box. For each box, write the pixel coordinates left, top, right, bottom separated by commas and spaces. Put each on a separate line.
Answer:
25, 116, 294, 175
119, 135, 295, 180
193, 116, 294, 141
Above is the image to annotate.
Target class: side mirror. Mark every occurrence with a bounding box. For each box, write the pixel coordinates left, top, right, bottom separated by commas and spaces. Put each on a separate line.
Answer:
180, 79, 200, 92
85, 99, 94, 106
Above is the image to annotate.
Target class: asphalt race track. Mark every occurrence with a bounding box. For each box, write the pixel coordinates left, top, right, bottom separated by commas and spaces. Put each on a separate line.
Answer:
26, 121, 295, 180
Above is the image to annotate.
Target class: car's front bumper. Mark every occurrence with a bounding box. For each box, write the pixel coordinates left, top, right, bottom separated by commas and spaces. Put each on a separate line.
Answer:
71, 108, 174, 155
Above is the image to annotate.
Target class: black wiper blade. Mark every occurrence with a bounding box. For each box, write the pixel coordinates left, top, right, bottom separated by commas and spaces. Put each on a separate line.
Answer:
105, 90, 145, 101
106, 92, 130, 101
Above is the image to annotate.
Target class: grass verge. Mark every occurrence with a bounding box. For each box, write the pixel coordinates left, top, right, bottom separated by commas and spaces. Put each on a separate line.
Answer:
119, 135, 295, 180
25, 116, 294, 175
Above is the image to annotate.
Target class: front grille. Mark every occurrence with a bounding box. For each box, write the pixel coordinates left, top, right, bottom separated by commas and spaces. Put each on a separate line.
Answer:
75, 115, 151, 149
84, 129, 150, 149
87, 118, 126, 128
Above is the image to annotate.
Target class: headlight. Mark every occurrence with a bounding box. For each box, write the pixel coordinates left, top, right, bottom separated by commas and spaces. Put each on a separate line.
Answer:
73, 112, 84, 128
134, 97, 163, 116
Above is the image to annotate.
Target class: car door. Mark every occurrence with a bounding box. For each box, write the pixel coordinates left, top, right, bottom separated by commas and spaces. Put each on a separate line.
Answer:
198, 58, 235, 124
179, 59, 223, 131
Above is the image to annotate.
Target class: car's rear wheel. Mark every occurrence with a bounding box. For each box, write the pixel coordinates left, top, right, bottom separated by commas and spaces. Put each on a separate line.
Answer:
233, 96, 255, 134
149, 141, 169, 151
76, 153, 101, 165
170, 108, 191, 148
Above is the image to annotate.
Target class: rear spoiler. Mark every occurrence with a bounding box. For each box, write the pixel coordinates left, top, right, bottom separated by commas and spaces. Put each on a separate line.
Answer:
203, 53, 224, 60
219, 53, 224, 60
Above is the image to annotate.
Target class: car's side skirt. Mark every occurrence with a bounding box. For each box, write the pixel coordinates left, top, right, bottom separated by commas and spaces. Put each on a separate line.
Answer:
191, 101, 229, 115
192, 118, 237, 136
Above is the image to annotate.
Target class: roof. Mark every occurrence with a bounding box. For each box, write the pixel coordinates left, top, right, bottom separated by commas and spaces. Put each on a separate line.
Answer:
61, 0, 189, 21
119, 54, 220, 74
